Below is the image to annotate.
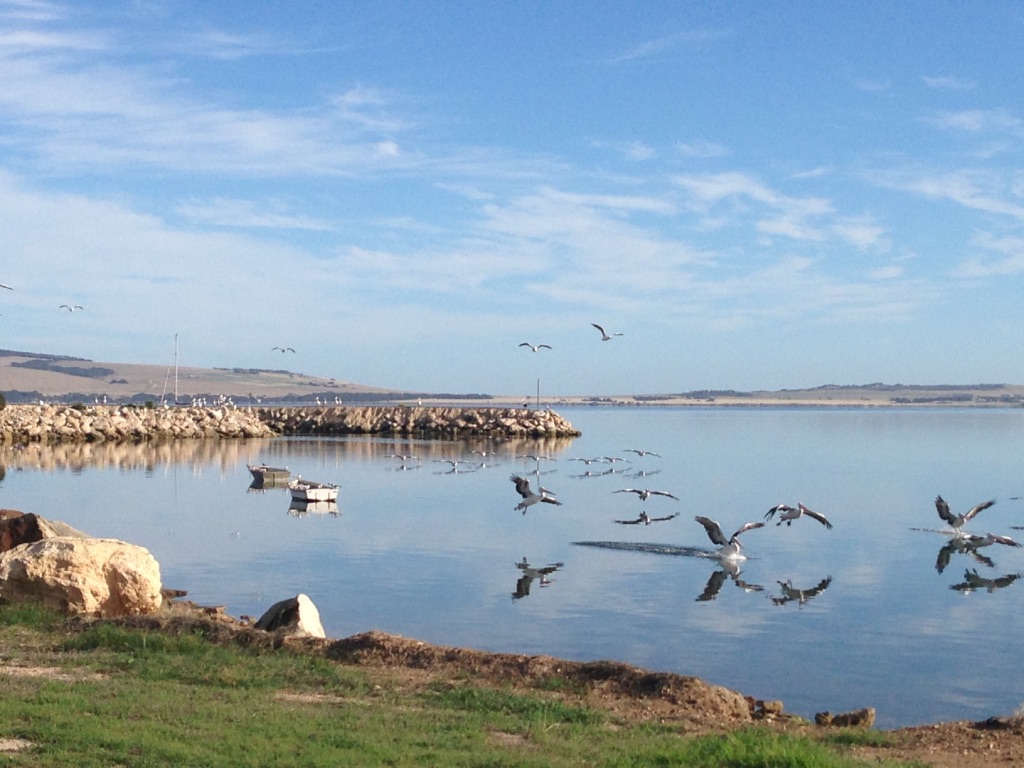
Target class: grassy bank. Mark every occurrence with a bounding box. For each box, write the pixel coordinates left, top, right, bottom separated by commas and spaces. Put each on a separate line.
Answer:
0, 603, 909, 767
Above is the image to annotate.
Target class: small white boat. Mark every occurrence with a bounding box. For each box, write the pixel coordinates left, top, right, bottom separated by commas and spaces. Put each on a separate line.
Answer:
288, 477, 339, 503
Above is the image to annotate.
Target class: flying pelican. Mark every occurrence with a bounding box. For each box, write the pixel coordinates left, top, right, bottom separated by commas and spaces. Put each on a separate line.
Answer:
591, 323, 623, 341
59, 304, 83, 311
389, 453, 420, 463
764, 502, 833, 529
518, 342, 552, 352
272, 346, 296, 353
614, 511, 679, 526
570, 457, 607, 465
958, 531, 1022, 551
510, 473, 562, 513
935, 495, 995, 534
694, 515, 765, 560
614, 488, 678, 501
623, 449, 661, 458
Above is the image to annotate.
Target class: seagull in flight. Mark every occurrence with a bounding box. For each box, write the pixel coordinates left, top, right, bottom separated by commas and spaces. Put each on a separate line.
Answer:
764, 502, 833, 530
518, 342, 552, 352
510, 473, 562, 513
59, 304, 84, 311
614, 488, 678, 502
591, 323, 623, 341
935, 495, 995, 534
272, 346, 296, 353
623, 449, 661, 458
614, 511, 679, 526
695, 516, 765, 560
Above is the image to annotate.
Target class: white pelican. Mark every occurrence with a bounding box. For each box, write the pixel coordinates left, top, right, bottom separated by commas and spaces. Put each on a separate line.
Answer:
59, 304, 83, 311
591, 323, 623, 341
272, 346, 296, 353
695, 515, 765, 560
764, 502, 833, 529
614, 511, 679, 526
624, 449, 661, 458
614, 488, 678, 501
935, 495, 995, 533
959, 531, 1022, 551
570, 457, 607, 465
510, 473, 561, 513
389, 453, 420, 462
518, 342, 552, 352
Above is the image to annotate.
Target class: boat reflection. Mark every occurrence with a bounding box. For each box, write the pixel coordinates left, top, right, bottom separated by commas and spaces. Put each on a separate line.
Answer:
949, 569, 1021, 594
288, 499, 339, 517
512, 557, 563, 600
696, 561, 764, 602
768, 576, 833, 607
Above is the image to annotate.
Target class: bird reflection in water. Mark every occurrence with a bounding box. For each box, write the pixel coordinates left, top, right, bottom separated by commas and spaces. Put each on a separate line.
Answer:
949, 569, 1021, 594
512, 557, 563, 600
696, 561, 764, 602
935, 538, 996, 573
768, 576, 833, 607
613, 511, 679, 526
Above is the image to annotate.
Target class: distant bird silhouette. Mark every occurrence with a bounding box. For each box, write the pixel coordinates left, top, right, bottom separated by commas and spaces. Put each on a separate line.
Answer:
510, 473, 561, 513
614, 511, 679, 526
0, 283, 12, 290
591, 323, 623, 341
59, 304, 83, 311
695, 516, 765, 560
935, 495, 995, 533
765, 502, 833, 529
623, 449, 661, 458
272, 346, 296, 353
614, 488, 678, 502
518, 342, 552, 352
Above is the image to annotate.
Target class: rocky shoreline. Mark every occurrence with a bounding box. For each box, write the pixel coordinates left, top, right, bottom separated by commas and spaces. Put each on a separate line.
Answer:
0, 403, 581, 443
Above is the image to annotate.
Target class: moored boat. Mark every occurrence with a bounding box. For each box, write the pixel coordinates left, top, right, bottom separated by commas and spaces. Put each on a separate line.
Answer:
248, 463, 291, 482
288, 477, 340, 503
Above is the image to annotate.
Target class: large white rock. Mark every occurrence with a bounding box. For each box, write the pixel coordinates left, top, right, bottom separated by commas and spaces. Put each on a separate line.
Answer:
0, 537, 163, 617
255, 593, 326, 638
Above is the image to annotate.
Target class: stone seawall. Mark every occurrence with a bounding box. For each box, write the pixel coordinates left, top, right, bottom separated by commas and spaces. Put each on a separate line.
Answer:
256, 406, 580, 438
0, 404, 580, 443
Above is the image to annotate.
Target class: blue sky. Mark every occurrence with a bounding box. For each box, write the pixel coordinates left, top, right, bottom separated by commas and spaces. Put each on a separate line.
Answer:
1, 1, 1023, 396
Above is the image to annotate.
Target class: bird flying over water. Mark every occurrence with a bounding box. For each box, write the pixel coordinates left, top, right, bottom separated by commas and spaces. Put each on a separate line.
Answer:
510, 473, 561, 513
935, 495, 995, 533
623, 449, 660, 458
765, 502, 833, 529
695, 516, 765, 560
518, 342, 552, 352
271, 346, 296, 353
591, 323, 623, 341
59, 304, 83, 311
614, 488, 678, 501
614, 511, 679, 526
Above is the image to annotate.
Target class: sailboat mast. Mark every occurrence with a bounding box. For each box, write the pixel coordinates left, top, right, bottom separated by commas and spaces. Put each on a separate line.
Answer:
174, 334, 179, 405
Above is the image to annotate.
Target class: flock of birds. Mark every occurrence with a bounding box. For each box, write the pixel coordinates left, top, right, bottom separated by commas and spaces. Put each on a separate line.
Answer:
0, 283, 84, 313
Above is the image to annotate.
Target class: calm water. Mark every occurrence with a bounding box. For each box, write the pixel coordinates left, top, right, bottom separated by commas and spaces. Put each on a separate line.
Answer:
2, 406, 1024, 729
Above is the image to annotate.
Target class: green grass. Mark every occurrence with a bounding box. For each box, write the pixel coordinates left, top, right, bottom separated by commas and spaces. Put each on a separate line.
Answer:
0, 604, 917, 767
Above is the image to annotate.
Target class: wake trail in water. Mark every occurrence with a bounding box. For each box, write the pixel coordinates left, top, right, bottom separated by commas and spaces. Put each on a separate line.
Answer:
572, 540, 717, 559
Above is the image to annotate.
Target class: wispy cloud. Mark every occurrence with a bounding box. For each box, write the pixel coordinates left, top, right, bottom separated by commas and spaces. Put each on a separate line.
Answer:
866, 168, 1024, 221
608, 28, 730, 64
954, 232, 1024, 277
922, 74, 976, 90
675, 140, 729, 159
927, 108, 1024, 134
176, 197, 333, 231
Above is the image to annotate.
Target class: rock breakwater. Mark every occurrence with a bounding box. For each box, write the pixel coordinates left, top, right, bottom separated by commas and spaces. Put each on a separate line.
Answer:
0, 404, 580, 443
256, 405, 581, 438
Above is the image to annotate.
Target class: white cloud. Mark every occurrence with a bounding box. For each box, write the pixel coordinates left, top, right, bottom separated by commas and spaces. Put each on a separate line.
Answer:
921, 75, 976, 91
176, 198, 333, 231
675, 140, 729, 159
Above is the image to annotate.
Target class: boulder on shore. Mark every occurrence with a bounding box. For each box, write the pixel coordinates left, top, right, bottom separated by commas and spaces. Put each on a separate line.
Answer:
255, 593, 326, 638
0, 536, 163, 618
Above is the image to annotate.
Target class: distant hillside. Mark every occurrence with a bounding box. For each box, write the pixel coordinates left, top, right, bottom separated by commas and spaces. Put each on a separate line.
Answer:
0, 350, 488, 405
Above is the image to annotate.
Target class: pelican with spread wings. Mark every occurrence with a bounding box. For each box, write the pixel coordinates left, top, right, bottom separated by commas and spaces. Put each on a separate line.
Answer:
694, 516, 765, 560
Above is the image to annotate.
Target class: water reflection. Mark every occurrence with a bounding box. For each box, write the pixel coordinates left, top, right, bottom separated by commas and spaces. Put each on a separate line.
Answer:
768, 576, 833, 607
288, 499, 340, 517
512, 557, 563, 600
949, 569, 1021, 594
935, 539, 996, 573
696, 562, 765, 602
